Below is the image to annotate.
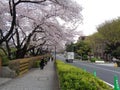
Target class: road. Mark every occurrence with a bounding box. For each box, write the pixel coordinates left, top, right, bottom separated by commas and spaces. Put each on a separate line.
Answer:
57, 54, 120, 87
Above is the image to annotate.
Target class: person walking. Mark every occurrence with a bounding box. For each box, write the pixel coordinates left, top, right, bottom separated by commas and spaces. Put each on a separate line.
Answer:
51, 57, 54, 62
39, 58, 45, 70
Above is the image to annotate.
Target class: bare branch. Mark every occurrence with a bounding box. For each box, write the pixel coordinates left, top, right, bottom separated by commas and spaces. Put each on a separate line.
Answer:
16, 0, 47, 5
9, 0, 13, 16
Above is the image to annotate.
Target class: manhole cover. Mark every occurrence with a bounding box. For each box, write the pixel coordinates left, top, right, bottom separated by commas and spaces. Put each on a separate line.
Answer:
38, 77, 49, 81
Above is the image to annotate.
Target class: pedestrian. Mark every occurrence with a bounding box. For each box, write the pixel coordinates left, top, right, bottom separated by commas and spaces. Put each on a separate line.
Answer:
51, 57, 54, 62
39, 58, 45, 70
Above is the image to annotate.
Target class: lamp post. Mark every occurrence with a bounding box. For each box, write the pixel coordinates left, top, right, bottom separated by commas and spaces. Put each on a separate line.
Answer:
55, 45, 56, 61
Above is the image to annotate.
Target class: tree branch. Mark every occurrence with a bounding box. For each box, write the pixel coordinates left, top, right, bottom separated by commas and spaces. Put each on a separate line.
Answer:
16, 0, 46, 5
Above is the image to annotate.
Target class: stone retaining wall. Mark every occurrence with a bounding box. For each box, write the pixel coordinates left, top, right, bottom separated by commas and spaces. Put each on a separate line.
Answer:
0, 54, 51, 78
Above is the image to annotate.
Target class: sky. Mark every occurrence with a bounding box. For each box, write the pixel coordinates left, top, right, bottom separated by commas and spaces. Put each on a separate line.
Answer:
75, 0, 120, 36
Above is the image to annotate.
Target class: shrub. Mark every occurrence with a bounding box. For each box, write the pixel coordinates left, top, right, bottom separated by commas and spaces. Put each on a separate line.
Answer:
1, 55, 9, 66
32, 61, 40, 68
116, 61, 120, 67
82, 55, 88, 60
90, 57, 104, 62
56, 60, 113, 90
90, 57, 96, 62
0, 49, 9, 66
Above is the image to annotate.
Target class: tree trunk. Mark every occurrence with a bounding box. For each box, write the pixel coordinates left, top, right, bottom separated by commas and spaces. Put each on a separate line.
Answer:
16, 49, 26, 59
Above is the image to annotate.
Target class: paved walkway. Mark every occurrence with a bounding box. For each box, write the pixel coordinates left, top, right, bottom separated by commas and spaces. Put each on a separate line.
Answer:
0, 78, 12, 86
0, 61, 60, 90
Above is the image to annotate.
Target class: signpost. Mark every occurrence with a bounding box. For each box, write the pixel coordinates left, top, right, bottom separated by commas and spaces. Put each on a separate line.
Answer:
55, 45, 56, 61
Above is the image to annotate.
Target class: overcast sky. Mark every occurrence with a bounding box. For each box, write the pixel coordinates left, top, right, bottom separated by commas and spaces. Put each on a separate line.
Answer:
75, 0, 120, 36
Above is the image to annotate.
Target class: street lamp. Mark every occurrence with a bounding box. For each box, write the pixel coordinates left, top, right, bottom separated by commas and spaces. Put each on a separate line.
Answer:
55, 45, 56, 61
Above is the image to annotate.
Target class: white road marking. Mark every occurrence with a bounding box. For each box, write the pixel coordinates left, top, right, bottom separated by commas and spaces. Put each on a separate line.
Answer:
80, 63, 120, 74
102, 80, 114, 88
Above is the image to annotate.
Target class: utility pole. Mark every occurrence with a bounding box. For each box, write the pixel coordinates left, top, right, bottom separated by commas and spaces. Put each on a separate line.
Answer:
54, 45, 56, 61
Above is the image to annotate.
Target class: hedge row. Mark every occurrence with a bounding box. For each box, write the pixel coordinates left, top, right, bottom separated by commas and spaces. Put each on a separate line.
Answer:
55, 60, 113, 90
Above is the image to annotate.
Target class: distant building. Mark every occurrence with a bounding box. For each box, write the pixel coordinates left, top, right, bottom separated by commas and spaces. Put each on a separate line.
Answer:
78, 36, 86, 41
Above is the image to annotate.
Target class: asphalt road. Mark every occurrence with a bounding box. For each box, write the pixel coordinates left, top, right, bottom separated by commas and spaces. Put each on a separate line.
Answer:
57, 54, 120, 87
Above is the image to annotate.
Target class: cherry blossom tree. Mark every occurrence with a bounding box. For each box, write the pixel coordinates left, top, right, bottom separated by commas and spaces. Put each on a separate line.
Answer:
0, 0, 82, 59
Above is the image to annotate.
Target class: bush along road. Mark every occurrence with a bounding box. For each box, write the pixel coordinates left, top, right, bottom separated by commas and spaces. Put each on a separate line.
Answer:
55, 60, 113, 90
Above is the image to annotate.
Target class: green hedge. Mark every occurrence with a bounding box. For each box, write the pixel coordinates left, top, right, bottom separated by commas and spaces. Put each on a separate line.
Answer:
90, 57, 104, 62
1, 55, 9, 66
55, 60, 113, 90
32, 61, 40, 68
90, 57, 96, 62
82, 55, 88, 60
0, 49, 9, 66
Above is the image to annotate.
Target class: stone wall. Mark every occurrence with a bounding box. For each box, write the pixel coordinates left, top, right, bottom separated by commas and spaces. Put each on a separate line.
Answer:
0, 54, 51, 78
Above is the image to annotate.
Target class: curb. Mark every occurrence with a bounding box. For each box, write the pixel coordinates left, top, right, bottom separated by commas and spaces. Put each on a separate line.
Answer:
54, 61, 61, 90
102, 80, 114, 88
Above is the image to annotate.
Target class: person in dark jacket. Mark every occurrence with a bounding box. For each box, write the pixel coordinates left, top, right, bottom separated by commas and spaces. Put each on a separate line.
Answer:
39, 58, 45, 70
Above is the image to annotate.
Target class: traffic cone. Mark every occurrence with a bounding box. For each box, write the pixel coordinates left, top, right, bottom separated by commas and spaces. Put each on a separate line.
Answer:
114, 75, 120, 90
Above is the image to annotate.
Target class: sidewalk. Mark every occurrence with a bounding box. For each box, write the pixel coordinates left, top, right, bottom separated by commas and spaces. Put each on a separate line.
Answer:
0, 61, 60, 90
0, 78, 12, 86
